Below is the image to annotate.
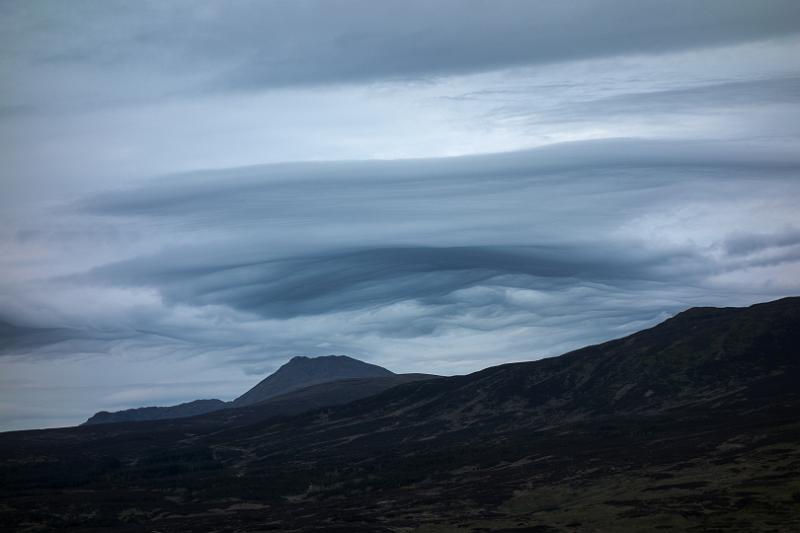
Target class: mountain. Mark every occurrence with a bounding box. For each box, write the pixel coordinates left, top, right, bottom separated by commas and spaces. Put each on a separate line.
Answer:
82, 354, 396, 425
1, 297, 798, 532
83, 374, 437, 428
83, 399, 227, 425
164, 373, 441, 432
231, 354, 394, 407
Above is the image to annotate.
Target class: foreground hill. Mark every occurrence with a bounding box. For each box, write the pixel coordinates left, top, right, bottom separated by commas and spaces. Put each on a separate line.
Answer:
1, 297, 798, 532
83, 354, 396, 425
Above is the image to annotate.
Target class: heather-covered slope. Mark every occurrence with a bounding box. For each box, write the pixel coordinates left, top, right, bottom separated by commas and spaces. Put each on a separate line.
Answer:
1, 297, 798, 532
330, 295, 798, 432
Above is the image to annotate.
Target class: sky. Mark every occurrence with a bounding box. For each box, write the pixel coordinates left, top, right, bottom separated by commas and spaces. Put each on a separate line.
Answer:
1, 0, 799, 431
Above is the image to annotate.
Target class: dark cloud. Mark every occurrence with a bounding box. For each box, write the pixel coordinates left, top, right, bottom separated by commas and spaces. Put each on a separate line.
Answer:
3, 0, 799, 106
0, 318, 239, 359
13, 136, 780, 365
206, 0, 800, 91
0, 321, 87, 352
59, 138, 800, 328
84, 244, 704, 320
4, 138, 794, 357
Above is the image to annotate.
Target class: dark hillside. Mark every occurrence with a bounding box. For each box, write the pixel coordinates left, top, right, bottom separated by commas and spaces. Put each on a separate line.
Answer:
1, 297, 798, 532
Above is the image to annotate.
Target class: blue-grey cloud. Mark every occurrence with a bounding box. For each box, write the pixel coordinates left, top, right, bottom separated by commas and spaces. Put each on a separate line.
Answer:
78, 138, 800, 226
724, 227, 800, 256
2, 2, 799, 431
82, 244, 703, 320
0, 137, 777, 359
3, 0, 799, 113
206, 0, 800, 91
525, 76, 800, 124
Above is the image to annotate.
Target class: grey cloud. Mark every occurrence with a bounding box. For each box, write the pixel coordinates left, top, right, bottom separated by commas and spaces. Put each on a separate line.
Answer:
595, 76, 800, 110
470, 75, 800, 136
724, 227, 800, 256
58, 138, 799, 330
3, 0, 800, 110
79, 138, 800, 220
84, 244, 705, 321
0, 320, 89, 353
546, 76, 800, 121
208, 0, 800, 91
0, 318, 230, 359
5, 138, 792, 348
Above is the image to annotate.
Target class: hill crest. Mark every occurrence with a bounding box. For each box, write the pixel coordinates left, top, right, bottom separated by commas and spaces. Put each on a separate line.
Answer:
232, 354, 394, 407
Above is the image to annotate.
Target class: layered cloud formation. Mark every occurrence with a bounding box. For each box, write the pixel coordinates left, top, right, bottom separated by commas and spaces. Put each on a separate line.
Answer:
1, 1, 799, 430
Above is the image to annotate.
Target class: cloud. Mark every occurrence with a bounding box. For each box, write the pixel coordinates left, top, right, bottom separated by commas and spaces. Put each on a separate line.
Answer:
723, 227, 800, 256
1, 2, 799, 430
77, 138, 800, 226
3, 0, 799, 113
204, 0, 800, 92
82, 244, 706, 321
528, 76, 800, 124
2, 138, 795, 370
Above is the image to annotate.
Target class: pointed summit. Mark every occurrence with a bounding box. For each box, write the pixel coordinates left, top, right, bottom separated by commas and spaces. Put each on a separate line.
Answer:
231, 355, 394, 407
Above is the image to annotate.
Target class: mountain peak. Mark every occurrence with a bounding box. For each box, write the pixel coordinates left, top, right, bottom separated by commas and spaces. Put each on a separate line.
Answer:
232, 354, 394, 407
285, 354, 365, 367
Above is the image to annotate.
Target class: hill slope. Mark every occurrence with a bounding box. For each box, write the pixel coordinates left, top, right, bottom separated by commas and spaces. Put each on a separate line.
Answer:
1, 297, 798, 532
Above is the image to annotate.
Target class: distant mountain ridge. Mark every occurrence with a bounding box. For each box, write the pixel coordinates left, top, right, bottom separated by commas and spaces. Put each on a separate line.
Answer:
83, 354, 397, 425
231, 354, 394, 407
151, 374, 441, 432
84, 399, 226, 425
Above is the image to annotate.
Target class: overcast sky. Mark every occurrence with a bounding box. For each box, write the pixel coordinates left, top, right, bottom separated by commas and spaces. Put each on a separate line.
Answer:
1, 1, 799, 431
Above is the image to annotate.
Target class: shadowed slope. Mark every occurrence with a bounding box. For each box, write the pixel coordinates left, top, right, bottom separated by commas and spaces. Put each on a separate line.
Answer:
1, 297, 798, 532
